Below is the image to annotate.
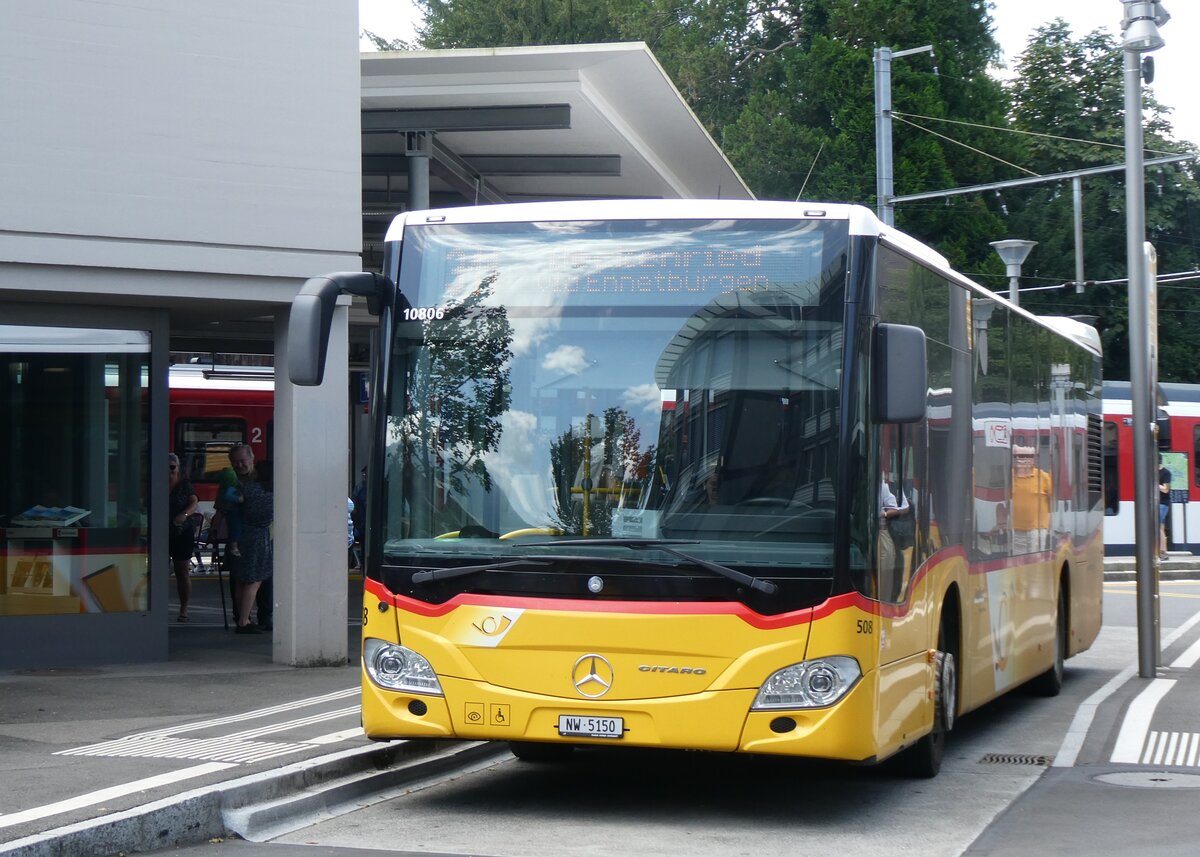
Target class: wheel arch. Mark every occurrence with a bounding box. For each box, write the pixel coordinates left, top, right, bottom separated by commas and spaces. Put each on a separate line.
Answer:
939, 582, 963, 658
1058, 560, 1073, 656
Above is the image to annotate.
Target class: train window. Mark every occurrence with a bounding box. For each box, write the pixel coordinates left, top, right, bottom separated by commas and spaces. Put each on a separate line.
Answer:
1104, 421, 1119, 515
175, 418, 246, 483
1194, 427, 1200, 489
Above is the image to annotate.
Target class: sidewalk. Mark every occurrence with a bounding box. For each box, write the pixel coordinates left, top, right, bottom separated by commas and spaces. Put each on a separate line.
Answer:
1100, 552, 1200, 581
1, 558, 1198, 857
965, 588, 1200, 856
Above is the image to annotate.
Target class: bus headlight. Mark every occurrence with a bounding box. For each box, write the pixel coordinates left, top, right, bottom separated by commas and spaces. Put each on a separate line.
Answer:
752, 656, 861, 710
363, 638, 444, 696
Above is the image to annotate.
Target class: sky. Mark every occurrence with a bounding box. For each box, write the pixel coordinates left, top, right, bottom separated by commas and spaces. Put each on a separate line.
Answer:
357, 0, 1199, 146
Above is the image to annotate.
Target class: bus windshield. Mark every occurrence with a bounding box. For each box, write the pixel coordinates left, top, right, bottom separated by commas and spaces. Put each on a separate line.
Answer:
382, 217, 849, 573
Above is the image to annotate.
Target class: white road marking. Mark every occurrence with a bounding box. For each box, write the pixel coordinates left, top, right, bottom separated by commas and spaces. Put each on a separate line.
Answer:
11, 689, 364, 831
0, 763, 234, 830
57, 705, 361, 763
1170, 634, 1200, 669
131, 687, 359, 738
1142, 731, 1200, 766
1053, 664, 1137, 767
1110, 678, 1176, 763
306, 727, 365, 745
1054, 602, 1200, 768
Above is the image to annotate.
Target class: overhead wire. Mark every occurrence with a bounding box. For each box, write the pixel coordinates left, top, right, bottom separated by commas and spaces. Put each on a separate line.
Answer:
891, 111, 1187, 159
890, 113, 1039, 176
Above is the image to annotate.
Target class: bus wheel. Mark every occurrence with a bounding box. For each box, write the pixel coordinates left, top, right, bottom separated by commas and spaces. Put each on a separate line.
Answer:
509, 741, 575, 763
1030, 586, 1066, 697
902, 622, 956, 778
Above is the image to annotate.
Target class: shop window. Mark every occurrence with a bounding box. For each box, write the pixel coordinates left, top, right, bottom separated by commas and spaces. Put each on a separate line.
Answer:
0, 325, 150, 615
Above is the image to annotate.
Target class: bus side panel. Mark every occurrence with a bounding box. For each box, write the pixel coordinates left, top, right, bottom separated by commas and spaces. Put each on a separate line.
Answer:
874, 559, 940, 759
1069, 532, 1104, 658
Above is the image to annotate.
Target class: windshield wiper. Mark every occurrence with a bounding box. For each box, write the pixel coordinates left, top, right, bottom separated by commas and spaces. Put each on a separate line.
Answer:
525, 538, 778, 596
411, 559, 550, 584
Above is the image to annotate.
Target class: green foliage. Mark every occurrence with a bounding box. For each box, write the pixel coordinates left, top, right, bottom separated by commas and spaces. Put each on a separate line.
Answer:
408, 1, 1200, 381
362, 29, 411, 51
402, 275, 515, 495
706, 0, 1017, 269
1001, 21, 1200, 382
418, 0, 623, 48
548, 407, 653, 536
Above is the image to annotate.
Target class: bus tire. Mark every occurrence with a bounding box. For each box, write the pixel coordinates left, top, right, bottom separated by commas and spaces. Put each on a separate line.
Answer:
902, 615, 957, 778
1029, 584, 1067, 697
508, 741, 575, 762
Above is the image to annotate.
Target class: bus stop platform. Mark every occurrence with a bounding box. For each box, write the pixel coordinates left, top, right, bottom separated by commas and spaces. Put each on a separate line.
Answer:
0, 560, 1198, 857
1103, 552, 1200, 580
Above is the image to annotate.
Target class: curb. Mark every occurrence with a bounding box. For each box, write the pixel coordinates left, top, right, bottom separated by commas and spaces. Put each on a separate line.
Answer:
1103, 569, 1200, 582
224, 741, 507, 842
0, 739, 496, 857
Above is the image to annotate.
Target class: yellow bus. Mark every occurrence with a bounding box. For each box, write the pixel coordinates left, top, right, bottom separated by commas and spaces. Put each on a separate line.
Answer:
290, 200, 1103, 776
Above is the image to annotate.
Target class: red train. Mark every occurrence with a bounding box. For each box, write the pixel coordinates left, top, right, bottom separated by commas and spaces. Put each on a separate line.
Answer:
1102, 380, 1200, 556
169, 364, 274, 509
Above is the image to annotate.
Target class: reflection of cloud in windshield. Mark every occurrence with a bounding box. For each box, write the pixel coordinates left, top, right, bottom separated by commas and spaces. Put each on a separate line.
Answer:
499, 410, 537, 465
429, 219, 825, 357
542, 344, 589, 375
483, 409, 555, 527
622, 382, 662, 415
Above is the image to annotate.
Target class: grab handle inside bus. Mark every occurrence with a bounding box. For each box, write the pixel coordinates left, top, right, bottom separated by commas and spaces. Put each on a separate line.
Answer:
873, 323, 927, 424
289, 272, 394, 386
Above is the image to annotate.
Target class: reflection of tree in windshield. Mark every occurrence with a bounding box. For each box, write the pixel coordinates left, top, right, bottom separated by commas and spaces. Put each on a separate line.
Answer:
404, 275, 514, 498
549, 407, 655, 536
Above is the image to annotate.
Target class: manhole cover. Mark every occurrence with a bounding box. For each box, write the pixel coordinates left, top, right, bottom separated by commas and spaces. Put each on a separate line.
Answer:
979, 753, 1053, 766
1094, 771, 1200, 790
14, 667, 103, 677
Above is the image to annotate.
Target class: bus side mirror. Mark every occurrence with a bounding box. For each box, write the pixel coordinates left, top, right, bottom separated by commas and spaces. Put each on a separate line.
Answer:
288, 276, 343, 386
873, 323, 927, 424
288, 272, 395, 386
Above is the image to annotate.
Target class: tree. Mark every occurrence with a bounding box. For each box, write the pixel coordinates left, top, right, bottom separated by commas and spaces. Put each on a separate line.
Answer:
406, 3, 1200, 379
548, 406, 653, 536
417, 0, 625, 48
415, 0, 758, 130
1002, 22, 1200, 382
362, 29, 411, 51
400, 274, 515, 499
721, 0, 1017, 271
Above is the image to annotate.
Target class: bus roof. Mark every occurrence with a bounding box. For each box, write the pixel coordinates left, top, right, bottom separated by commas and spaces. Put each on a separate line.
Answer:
388, 198, 875, 237
385, 199, 1101, 359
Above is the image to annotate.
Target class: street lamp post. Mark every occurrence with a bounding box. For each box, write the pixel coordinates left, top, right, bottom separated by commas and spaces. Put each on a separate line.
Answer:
989, 239, 1037, 308
1122, 0, 1169, 679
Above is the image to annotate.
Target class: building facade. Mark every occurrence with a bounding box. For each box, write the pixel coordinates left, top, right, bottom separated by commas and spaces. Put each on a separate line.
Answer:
0, 0, 362, 668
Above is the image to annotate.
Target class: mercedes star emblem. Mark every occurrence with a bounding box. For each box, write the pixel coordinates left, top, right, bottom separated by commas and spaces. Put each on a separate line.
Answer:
571, 653, 614, 698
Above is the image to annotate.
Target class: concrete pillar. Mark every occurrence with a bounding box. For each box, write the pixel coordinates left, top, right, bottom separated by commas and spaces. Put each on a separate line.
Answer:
273, 300, 350, 666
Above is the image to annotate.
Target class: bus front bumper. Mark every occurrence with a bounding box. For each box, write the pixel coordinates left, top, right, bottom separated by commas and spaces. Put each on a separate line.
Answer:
361, 674, 880, 761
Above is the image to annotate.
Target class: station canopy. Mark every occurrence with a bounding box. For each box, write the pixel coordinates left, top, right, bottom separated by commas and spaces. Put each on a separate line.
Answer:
360, 42, 754, 268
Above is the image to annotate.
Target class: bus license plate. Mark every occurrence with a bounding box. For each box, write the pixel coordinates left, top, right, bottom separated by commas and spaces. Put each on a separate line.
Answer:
557, 714, 624, 739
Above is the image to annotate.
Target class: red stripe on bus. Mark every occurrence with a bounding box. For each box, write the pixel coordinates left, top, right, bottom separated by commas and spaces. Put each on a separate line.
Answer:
366, 578, 816, 629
